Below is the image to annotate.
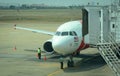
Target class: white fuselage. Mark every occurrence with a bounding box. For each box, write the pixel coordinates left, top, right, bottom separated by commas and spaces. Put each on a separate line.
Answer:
52, 21, 83, 55
15, 20, 87, 55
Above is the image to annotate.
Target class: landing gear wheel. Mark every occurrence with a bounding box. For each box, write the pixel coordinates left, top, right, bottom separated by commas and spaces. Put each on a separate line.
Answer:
67, 60, 74, 67
76, 51, 80, 56
70, 60, 74, 67
67, 60, 70, 67
67, 55, 74, 67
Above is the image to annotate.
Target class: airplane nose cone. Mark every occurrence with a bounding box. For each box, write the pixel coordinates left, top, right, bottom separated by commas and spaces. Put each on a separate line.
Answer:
52, 36, 75, 55
52, 40, 64, 54
52, 37, 67, 54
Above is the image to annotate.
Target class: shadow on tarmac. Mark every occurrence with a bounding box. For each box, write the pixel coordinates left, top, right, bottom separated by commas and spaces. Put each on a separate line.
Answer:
48, 53, 98, 59
27, 53, 104, 63
1, 52, 106, 72
63, 54, 106, 72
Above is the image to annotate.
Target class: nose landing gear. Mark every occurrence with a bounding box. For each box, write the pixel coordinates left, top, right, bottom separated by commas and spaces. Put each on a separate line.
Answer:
67, 55, 74, 67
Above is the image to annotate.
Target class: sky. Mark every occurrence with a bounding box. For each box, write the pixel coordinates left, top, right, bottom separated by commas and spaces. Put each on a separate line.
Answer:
0, 0, 113, 6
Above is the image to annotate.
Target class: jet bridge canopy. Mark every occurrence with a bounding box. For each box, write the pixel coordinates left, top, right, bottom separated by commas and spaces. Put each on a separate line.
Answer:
82, 6, 110, 45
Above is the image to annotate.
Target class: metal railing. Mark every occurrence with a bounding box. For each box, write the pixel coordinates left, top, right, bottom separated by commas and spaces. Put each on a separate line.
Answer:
97, 33, 120, 76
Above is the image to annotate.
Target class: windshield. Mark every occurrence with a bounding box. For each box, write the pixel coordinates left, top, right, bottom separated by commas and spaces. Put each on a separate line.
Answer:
55, 31, 77, 36
70, 31, 77, 36
61, 32, 68, 36
55, 31, 61, 36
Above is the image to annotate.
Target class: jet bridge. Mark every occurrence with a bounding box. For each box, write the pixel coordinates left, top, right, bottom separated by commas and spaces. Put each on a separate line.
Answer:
80, 0, 120, 76
82, 6, 110, 45
81, 0, 120, 45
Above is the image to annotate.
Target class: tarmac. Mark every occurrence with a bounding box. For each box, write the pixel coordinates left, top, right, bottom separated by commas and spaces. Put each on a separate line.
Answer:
0, 21, 114, 76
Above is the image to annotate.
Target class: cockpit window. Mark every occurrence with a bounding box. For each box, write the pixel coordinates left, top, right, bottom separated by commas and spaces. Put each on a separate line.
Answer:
70, 31, 73, 36
55, 31, 61, 36
61, 32, 68, 36
55, 31, 77, 36
73, 31, 77, 36
69, 31, 77, 36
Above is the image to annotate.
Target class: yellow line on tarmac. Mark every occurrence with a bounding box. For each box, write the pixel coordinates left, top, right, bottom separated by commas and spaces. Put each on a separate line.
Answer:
48, 69, 62, 76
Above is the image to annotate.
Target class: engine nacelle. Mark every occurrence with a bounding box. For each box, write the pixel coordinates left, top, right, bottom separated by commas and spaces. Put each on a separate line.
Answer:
43, 39, 54, 53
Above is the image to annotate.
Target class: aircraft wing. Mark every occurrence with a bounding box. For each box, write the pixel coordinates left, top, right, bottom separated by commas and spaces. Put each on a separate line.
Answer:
14, 25, 55, 36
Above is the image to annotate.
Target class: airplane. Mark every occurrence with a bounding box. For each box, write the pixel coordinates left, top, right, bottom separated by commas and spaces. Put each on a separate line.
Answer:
14, 20, 89, 67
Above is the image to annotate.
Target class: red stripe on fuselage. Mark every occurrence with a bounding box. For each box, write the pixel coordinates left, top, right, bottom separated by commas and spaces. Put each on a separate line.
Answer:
76, 38, 89, 52
76, 20, 89, 52
77, 38, 85, 51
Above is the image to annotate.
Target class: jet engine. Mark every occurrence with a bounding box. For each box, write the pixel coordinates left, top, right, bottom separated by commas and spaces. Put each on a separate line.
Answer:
43, 39, 54, 53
